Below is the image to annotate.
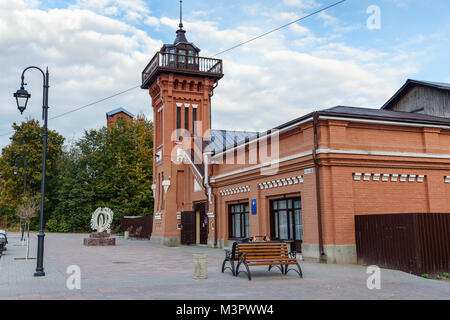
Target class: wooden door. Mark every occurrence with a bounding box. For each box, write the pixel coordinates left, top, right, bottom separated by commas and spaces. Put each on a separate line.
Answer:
194, 203, 208, 245
181, 211, 196, 245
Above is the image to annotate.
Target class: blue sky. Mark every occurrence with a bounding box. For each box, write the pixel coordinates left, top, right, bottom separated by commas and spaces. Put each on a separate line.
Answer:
0, 0, 449, 148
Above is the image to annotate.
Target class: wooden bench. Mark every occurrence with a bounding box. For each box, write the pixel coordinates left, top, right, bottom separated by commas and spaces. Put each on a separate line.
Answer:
222, 241, 303, 280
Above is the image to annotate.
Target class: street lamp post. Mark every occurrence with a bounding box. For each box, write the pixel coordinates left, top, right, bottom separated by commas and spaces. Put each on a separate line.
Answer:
14, 66, 49, 277
14, 156, 28, 242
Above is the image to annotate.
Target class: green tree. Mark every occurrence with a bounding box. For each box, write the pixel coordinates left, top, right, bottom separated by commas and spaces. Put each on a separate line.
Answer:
50, 117, 154, 232
0, 120, 64, 228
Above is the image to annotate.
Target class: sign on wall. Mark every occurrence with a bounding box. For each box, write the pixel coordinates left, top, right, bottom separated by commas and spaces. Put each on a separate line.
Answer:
251, 199, 257, 215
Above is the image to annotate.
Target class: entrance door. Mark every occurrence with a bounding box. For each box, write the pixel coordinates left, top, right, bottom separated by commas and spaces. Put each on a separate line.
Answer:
194, 203, 208, 245
181, 211, 196, 245
270, 198, 303, 252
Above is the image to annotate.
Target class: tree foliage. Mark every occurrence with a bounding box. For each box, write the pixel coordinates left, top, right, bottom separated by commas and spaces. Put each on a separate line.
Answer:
0, 117, 154, 233
0, 119, 64, 228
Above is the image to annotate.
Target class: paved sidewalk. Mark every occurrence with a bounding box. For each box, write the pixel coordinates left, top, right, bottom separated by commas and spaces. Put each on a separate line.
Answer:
0, 232, 448, 300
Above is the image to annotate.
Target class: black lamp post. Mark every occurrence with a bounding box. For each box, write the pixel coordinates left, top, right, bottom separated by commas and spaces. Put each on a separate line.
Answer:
14, 66, 49, 277
14, 156, 27, 242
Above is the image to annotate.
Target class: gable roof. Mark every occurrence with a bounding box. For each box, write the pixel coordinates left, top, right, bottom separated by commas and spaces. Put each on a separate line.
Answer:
382, 79, 450, 110
106, 107, 134, 118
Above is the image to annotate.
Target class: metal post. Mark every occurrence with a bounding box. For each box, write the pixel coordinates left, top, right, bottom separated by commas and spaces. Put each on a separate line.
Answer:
34, 68, 49, 277
17, 66, 49, 277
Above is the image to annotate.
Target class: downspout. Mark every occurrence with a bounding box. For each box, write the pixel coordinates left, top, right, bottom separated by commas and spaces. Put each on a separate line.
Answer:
313, 113, 325, 258
203, 152, 218, 247
209, 80, 219, 247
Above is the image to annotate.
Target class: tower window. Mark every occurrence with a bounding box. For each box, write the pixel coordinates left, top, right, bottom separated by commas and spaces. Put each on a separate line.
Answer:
192, 108, 197, 136
178, 50, 186, 63
176, 106, 181, 139
188, 50, 194, 64
169, 48, 175, 62
184, 106, 189, 134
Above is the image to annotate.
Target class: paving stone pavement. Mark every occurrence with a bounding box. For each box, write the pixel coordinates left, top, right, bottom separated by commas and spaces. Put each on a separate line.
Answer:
0, 232, 448, 300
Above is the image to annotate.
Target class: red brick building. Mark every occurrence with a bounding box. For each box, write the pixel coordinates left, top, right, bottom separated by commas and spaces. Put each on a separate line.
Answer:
141, 21, 450, 263
106, 107, 134, 128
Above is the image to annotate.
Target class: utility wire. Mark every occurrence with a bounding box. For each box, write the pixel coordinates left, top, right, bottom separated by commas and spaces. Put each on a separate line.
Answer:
49, 85, 140, 120
0, 0, 347, 138
212, 0, 347, 57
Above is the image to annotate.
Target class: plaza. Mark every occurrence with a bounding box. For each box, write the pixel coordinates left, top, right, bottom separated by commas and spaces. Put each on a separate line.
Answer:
0, 232, 448, 300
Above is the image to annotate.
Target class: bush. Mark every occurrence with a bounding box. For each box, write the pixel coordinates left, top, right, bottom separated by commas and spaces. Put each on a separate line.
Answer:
47, 218, 59, 232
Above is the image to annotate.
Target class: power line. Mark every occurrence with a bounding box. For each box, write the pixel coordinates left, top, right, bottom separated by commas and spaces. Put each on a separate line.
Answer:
49, 85, 140, 120
213, 0, 347, 57
0, 85, 140, 138
0, 0, 347, 139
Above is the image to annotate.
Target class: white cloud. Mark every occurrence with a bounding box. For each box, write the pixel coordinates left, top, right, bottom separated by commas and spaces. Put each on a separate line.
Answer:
0, 2, 161, 147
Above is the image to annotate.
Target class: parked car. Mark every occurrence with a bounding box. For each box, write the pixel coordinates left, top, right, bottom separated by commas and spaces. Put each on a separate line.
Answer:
0, 232, 7, 254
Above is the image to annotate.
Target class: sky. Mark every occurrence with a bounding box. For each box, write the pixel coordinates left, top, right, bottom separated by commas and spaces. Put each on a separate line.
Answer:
0, 0, 449, 149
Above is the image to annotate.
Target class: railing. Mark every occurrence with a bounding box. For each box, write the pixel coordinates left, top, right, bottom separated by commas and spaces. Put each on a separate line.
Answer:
142, 51, 223, 86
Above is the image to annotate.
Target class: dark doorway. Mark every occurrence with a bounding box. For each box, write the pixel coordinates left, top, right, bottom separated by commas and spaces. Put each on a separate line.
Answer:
181, 211, 195, 245
194, 202, 208, 245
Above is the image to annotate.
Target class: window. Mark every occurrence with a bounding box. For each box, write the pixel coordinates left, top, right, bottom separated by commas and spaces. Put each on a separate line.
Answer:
229, 203, 249, 239
271, 198, 302, 241
184, 107, 189, 134
169, 48, 175, 62
178, 49, 186, 63
176, 106, 181, 139
192, 108, 197, 136
188, 50, 194, 64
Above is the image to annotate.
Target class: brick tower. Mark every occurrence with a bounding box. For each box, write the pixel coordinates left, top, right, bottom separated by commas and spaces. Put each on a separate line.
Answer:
141, 2, 223, 245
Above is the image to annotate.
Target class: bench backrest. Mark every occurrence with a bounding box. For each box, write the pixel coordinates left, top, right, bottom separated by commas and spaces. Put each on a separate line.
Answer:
236, 242, 289, 260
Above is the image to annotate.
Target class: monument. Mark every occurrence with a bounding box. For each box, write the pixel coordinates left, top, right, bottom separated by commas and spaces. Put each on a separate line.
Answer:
83, 207, 116, 246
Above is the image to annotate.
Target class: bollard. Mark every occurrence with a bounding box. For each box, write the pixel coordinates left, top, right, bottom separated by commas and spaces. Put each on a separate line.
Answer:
124, 231, 129, 240
193, 253, 208, 279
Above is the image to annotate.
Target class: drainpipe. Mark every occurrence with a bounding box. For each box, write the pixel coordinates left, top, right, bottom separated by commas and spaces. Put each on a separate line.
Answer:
203, 151, 218, 247
313, 112, 325, 258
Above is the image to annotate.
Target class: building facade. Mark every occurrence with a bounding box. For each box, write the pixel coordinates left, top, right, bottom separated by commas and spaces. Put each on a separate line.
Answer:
141, 22, 450, 264
382, 79, 450, 117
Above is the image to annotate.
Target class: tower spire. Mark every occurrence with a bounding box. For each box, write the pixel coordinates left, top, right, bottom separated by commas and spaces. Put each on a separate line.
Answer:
179, 0, 183, 29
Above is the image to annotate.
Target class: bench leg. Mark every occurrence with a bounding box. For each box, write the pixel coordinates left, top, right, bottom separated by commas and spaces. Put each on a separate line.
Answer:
222, 258, 235, 276
268, 265, 284, 274
285, 263, 303, 278
236, 260, 252, 280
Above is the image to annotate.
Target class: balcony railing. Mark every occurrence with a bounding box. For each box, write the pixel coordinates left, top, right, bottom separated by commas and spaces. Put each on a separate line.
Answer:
141, 51, 223, 88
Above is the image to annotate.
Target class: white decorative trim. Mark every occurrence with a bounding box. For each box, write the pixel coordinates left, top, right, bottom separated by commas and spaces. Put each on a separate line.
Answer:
176, 102, 183, 107
184, 103, 190, 108
445, 176, 450, 183
151, 184, 156, 197
220, 185, 251, 197
354, 173, 426, 183
353, 173, 362, 181
192, 104, 198, 109
176, 213, 181, 220
259, 175, 304, 190
162, 180, 171, 193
